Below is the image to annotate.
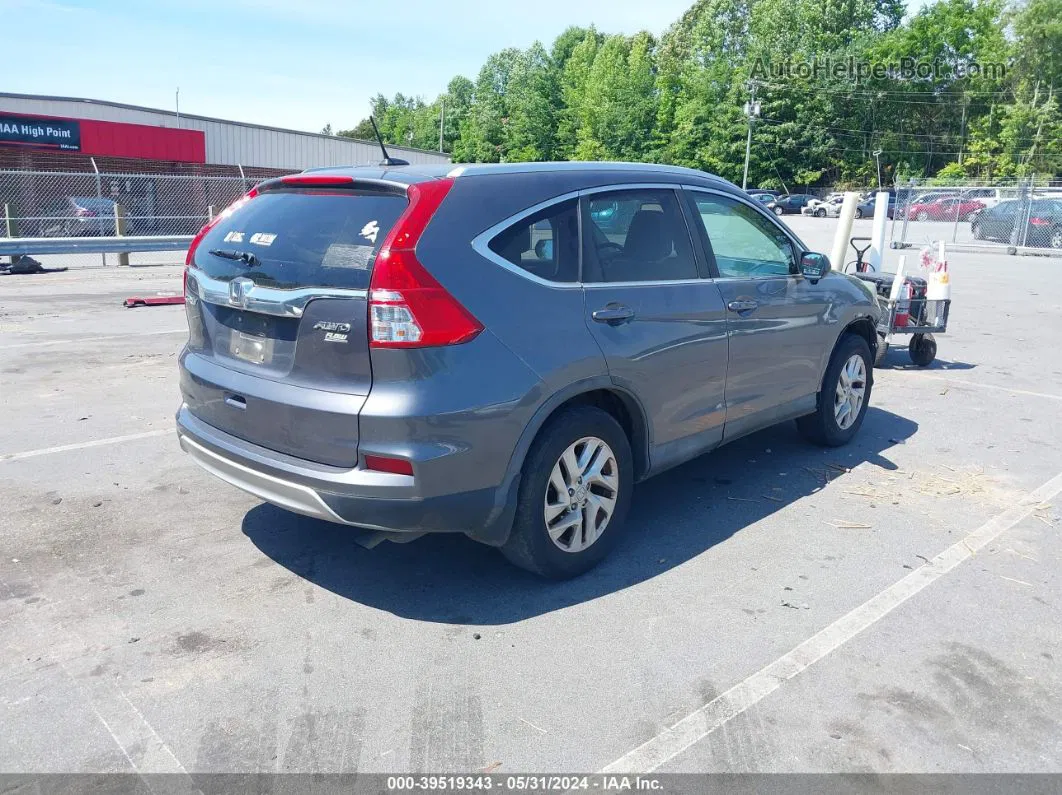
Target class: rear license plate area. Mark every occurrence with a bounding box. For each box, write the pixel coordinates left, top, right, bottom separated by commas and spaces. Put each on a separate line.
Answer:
230, 330, 274, 364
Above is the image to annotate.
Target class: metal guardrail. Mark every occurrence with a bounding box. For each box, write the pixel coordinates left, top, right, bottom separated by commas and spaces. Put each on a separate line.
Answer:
0, 235, 192, 257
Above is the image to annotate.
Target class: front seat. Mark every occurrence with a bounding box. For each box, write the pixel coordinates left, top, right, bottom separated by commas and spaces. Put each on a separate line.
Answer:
603, 209, 678, 282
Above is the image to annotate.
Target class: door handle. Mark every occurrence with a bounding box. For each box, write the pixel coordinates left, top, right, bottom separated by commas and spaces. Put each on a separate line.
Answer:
592, 305, 635, 325
727, 299, 759, 313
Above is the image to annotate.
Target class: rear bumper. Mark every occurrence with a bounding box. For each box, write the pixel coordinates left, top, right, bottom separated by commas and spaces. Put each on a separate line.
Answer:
179, 432, 348, 525
176, 405, 517, 543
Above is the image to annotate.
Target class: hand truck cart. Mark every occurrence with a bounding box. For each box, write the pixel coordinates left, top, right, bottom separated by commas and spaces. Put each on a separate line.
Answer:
842, 239, 951, 367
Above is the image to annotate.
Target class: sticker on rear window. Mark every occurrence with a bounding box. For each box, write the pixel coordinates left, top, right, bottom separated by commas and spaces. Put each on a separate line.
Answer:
223, 231, 245, 243
250, 232, 277, 246
360, 220, 379, 244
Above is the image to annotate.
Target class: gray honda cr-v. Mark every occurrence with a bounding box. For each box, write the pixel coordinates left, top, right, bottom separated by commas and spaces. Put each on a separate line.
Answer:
177, 162, 880, 578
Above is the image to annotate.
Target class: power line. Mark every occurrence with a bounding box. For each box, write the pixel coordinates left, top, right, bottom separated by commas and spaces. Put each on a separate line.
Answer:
757, 81, 1014, 98
759, 117, 960, 139
755, 117, 1047, 148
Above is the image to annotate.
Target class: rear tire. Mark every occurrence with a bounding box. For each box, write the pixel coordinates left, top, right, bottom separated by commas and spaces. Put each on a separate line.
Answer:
855, 208, 864, 219
796, 334, 873, 447
972, 221, 983, 240
501, 406, 633, 579
815, 208, 826, 218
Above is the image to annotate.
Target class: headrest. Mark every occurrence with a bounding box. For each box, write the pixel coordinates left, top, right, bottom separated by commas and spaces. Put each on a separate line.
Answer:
623, 209, 672, 262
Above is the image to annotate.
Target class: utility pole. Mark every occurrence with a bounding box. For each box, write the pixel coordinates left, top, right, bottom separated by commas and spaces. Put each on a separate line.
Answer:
958, 94, 968, 166
175, 87, 180, 128
742, 82, 761, 191
439, 99, 445, 153
873, 149, 883, 190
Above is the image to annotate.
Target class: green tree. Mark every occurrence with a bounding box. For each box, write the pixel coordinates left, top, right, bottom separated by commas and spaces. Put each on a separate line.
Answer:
329, 0, 1061, 186
575, 33, 657, 160
556, 29, 601, 158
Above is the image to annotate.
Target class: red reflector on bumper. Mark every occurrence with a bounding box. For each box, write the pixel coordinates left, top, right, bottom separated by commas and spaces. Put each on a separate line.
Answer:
363, 455, 414, 476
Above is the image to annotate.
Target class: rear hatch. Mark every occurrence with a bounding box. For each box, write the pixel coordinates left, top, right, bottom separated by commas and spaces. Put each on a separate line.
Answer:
181, 178, 407, 467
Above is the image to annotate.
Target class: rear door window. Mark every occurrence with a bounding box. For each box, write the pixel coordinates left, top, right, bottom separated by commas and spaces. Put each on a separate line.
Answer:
194, 188, 407, 289
583, 189, 699, 283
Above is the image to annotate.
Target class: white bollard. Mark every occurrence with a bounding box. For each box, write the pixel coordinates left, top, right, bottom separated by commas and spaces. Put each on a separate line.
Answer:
829, 192, 860, 272
867, 191, 890, 272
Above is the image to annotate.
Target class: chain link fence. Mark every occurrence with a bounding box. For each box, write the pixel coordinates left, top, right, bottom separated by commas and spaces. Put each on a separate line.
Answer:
0, 167, 262, 239
0, 164, 288, 268
889, 175, 1062, 256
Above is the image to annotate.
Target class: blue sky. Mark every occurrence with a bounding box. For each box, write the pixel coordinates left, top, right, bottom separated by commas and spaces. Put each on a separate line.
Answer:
4, 0, 698, 133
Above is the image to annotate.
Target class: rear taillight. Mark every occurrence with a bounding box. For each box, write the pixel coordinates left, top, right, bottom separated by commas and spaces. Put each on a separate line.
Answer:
1030, 217, 1050, 227
183, 188, 259, 289
368, 178, 482, 348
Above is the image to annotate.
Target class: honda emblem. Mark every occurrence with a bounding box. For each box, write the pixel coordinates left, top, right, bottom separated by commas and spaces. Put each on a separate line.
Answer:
228, 277, 253, 308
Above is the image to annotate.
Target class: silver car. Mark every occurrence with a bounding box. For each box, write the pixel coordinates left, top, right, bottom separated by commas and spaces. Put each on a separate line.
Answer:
176, 163, 880, 578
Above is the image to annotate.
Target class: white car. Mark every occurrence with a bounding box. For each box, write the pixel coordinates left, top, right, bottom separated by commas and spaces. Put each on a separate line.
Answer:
801, 197, 843, 217
960, 188, 1005, 209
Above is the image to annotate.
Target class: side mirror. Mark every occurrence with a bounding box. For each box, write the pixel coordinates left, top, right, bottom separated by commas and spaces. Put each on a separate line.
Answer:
800, 251, 831, 283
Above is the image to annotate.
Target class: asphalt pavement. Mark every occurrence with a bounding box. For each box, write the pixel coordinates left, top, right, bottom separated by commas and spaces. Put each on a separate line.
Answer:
1, 217, 1060, 775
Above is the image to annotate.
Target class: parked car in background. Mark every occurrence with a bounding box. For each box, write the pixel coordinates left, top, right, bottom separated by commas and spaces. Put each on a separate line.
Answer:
971, 198, 1062, 249
748, 192, 776, 206
802, 196, 843, 218
767, 194, 816, 215
901, 195, 985, 222
854, 194, 897, 219
177, 162, 880, 578
39, 197, 122, 237
960, 187, 1006, 209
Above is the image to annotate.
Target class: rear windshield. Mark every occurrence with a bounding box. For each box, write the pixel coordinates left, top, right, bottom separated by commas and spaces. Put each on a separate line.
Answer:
194, 189, 407, 289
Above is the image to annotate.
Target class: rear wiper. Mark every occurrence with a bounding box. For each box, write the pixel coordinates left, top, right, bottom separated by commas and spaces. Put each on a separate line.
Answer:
208, 248, 260, 267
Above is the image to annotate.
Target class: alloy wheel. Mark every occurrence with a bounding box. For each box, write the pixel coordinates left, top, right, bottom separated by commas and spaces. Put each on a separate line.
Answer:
834, 354, 867, 431
543, 437, 619, 553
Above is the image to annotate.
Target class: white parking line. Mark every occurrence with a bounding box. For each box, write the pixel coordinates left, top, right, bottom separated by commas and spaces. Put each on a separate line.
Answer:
0, 329, 185, 350
600, 468, 1062, 774
915, 374, 1062, 402
0, 429, 172, 462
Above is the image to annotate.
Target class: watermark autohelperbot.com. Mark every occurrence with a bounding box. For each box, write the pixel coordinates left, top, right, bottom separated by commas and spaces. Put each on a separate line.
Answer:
750, 56, 1007, 82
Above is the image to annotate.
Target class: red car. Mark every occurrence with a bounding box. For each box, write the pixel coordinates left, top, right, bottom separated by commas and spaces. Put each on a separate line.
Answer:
902, 196, 986, 222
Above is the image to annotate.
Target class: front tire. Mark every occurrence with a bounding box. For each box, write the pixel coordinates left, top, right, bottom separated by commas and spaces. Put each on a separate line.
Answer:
909, 333, 937, 366
774, 206, 784, 216
501, 406, 633, 579
815, 208, 826, 218
916, 211, 929, 221
874, 333, 889, 367
796, 334, 873, 447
